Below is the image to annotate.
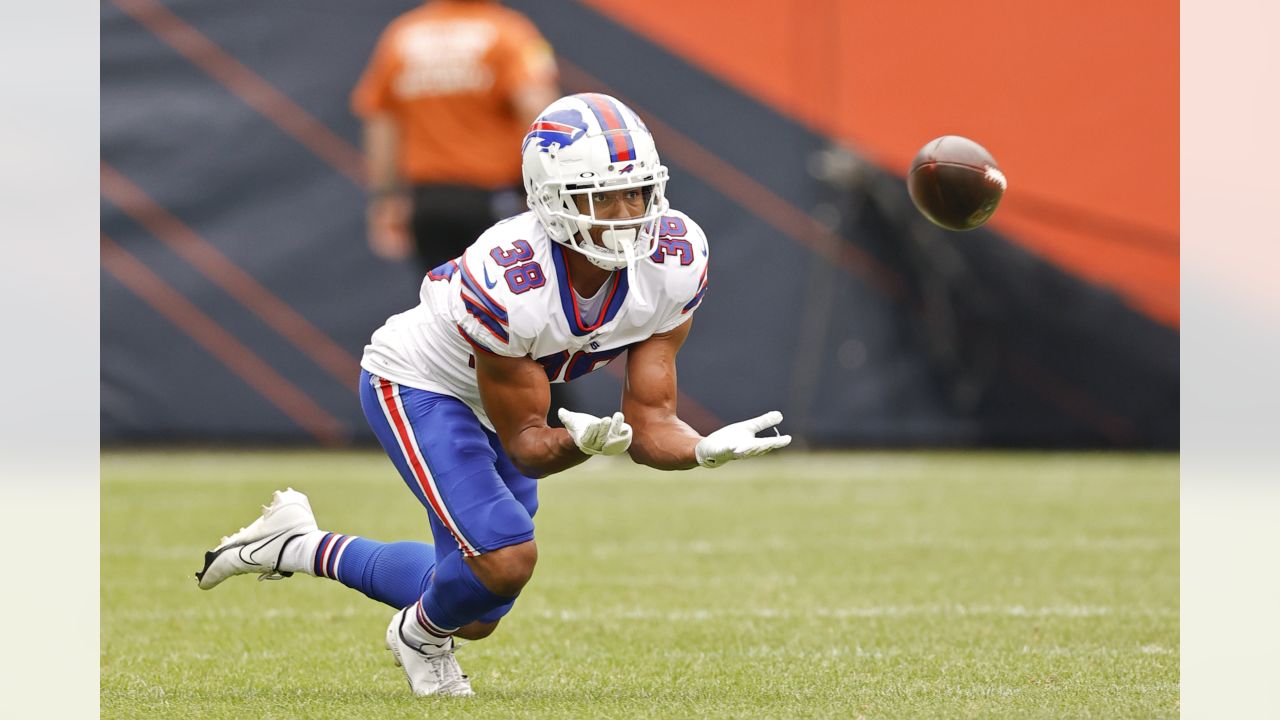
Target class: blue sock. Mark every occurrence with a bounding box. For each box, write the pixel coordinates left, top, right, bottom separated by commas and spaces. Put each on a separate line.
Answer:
314, 534, 435, 609
419, 549, 514, 630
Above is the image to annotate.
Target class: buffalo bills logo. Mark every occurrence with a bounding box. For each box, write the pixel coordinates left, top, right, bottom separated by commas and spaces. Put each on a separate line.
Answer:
523, 109, 589, 153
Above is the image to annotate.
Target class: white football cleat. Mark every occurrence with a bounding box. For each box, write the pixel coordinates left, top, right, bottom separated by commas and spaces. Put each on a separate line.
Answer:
385, 608, 474, 697
194, 488, 318, 590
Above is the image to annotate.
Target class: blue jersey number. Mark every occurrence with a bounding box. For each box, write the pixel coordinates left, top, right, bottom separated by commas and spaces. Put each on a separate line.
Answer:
490, 240, 535, 267
650, 217, 693, 265
490, 240, 545, 294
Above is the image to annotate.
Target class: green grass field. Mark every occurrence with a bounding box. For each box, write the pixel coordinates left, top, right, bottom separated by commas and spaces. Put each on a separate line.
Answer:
102, 450, 1178, 719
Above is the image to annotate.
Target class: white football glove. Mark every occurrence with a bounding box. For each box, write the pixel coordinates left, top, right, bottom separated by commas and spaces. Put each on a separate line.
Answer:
695, 411, 792, 468
557, 409, 633, 456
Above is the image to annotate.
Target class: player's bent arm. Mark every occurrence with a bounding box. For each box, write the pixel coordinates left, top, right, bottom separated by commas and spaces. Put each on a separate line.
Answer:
621, 319, 703, 470
474, 348, 589, 479
624, 319, 794, 470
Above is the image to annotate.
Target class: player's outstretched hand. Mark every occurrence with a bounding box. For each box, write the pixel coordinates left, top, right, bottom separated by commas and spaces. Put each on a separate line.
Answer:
695, 411, 792, 468
557, 408, 633, 456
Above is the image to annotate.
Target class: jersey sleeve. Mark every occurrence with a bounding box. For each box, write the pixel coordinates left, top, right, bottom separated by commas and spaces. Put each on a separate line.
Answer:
453, 237, 538, 359
653, 212, 710, 334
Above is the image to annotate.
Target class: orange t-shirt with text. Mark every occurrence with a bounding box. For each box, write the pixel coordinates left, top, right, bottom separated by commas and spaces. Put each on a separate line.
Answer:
352, 0, 557, 189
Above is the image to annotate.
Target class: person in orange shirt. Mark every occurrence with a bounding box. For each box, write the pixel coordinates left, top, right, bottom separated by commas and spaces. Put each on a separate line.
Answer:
353, 0, 560, 276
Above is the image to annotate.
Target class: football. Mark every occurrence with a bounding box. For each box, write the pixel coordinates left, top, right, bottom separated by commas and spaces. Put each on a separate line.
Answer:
907, 135, 1007, 231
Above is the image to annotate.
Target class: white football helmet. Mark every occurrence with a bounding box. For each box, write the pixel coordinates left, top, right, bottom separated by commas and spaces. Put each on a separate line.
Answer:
522, 93, 670, 270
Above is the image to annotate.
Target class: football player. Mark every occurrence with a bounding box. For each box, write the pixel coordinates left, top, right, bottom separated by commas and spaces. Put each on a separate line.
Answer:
195, 93, 791, 697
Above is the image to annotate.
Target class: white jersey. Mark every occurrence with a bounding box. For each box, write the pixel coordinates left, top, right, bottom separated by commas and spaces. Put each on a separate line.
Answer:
361, 210, 710, 430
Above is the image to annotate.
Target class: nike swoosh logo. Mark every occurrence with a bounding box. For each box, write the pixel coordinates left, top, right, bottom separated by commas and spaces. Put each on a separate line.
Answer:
236, 528, 293, 566
482, 265, 498, 290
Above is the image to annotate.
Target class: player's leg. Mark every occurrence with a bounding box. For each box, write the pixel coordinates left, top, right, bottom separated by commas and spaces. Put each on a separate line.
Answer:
193, 485, 441, 607
367, 372, 537, 696
423, 428, 539, 641
382, 395, 538, 636
194, 374, 489, 606
303, 532, 437, 608
464, 426, 540, 629
193, 372, 443, 602
303, 373, 511, 637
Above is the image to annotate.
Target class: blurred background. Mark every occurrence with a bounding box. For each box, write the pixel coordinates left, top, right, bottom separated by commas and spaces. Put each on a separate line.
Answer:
100, 0, 1178, 450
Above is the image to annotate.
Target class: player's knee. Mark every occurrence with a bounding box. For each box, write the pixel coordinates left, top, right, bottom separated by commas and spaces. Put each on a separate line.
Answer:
469, 540, 537, 597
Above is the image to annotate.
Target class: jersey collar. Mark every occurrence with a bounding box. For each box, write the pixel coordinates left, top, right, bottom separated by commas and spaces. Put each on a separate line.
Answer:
550, 242, 630, 337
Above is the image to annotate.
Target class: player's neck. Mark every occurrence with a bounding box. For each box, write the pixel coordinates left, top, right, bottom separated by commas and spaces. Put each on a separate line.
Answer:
563, 249, 614, 297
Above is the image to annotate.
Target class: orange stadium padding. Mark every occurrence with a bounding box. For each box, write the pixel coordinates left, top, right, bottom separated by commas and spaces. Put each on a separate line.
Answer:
581, 0, 1179, 326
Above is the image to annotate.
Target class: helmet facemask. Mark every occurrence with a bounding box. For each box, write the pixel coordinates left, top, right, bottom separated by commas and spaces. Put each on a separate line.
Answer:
523, 95, 670, 271
544, 168, 670, 271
